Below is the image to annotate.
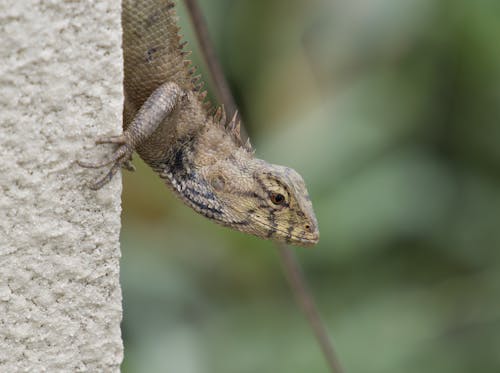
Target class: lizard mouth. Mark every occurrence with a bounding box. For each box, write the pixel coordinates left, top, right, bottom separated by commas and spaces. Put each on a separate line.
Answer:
290, 231, 319, 247
257, 221, 319, 247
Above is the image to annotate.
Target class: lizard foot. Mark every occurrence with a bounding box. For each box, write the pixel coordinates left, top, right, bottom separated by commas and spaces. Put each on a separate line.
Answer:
78, 135, 134, 190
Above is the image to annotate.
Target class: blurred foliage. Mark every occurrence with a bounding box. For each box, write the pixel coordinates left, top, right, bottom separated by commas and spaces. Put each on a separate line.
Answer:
120, 0, 500, 372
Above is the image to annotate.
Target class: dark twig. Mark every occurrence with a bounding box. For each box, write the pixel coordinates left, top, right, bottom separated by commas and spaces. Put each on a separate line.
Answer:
183, 1, 344, 372
183, 0, 238, 120
277, 243, 344, 373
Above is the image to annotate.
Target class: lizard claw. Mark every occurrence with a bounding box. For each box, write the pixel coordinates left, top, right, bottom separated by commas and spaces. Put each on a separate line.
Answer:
86, 161, 123, 190
77, 145, 129, 169
78, 138, 135, 189
122, 159, 136, 172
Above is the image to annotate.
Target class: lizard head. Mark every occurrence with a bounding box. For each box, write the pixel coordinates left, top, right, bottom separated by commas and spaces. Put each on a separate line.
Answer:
201, 156, 319, 246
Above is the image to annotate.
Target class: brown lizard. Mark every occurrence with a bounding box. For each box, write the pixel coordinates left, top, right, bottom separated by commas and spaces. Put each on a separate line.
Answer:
79, 0, 319, 246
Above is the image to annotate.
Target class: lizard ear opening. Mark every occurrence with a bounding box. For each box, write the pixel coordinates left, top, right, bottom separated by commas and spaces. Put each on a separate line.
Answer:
210, 174, 226, 192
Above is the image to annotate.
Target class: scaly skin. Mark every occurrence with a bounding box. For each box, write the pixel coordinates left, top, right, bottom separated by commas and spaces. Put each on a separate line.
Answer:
79, 0, 319, 246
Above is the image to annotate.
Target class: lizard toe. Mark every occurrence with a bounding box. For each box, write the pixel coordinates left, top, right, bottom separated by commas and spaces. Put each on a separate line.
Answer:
95, 134, 127, 145
122, 158, 136, 172
79, 142, 134, 189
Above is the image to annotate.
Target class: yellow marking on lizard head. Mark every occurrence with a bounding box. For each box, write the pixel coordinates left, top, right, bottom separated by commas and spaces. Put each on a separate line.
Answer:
202, 156, 319, 247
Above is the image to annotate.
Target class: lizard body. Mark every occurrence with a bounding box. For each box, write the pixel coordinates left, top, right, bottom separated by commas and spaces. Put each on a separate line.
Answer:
79, 0, 319, 246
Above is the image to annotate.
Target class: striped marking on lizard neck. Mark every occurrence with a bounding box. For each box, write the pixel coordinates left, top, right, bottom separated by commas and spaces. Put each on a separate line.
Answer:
151, 143, 249, 226
219, 168, 319, 246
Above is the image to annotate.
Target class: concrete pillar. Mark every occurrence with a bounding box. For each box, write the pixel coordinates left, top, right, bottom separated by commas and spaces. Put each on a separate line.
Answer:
0, 1, 123, 370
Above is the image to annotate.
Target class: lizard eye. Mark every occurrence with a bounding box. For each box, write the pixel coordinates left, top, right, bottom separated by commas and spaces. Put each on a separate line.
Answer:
270, 192, 286, 205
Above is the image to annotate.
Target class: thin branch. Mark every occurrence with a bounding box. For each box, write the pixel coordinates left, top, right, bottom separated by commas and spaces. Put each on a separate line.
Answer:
183, 1, 344, 372
277, 243, 344, 373
183, 0, 238, 120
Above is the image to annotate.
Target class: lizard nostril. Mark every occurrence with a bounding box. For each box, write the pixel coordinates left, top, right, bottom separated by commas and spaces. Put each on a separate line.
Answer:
305, 224, 310, 231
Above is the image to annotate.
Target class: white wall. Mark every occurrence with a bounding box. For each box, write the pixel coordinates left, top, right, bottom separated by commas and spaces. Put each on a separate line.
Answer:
0, 0, 123, 370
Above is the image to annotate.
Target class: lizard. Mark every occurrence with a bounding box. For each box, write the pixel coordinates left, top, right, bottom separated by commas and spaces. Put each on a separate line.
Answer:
78, 0, 319, 247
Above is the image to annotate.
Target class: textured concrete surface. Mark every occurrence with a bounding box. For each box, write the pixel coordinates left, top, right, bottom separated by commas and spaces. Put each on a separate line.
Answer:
0, 0, 123, 371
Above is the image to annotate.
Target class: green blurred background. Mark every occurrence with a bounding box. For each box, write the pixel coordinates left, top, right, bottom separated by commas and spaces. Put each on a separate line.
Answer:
121, 0, 500, 372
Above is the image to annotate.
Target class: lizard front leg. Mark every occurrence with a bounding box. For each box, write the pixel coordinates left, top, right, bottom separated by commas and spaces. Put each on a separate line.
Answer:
78, 82, 184, 189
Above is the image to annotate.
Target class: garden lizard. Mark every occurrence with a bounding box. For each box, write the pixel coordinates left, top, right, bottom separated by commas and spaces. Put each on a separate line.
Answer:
79, 0, 319, 246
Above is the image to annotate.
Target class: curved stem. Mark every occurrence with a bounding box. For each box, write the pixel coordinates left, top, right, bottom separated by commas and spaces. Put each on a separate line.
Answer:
276, 243, 344, 373
183, 1, 344, 372
183, 0, 238, 120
